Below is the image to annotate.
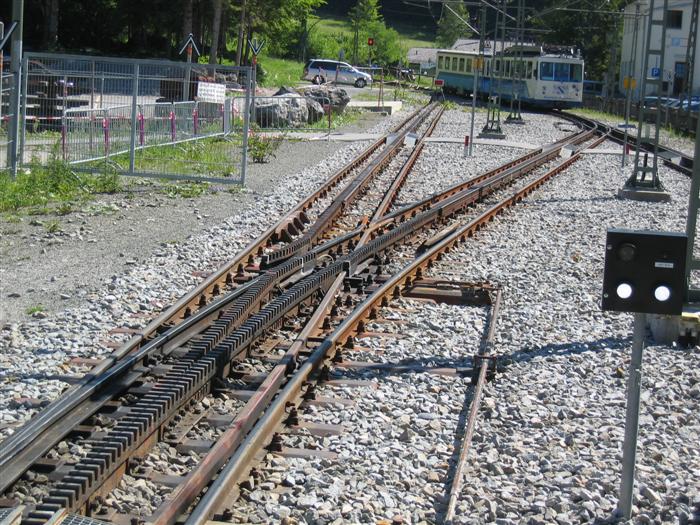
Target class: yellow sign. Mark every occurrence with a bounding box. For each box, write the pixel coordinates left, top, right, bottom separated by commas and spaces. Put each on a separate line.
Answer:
623, 77, 637, 90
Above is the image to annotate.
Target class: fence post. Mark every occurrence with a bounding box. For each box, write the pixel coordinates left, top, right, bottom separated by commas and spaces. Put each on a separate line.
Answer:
240, 68, 251, 186
7, 40, 22, 178
61, 109, 66, 161
19, 54, 29, 169
193, 101, 199, 136
128, 63, 139, 176
103, 113, 110, 158
138, 108, 144, 146
327, 97, 331, 141
170, 109, 176, 142
224, 97, 231, 135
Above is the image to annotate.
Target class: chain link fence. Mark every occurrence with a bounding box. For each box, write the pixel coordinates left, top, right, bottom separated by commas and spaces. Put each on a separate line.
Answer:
18, 53, 252, 184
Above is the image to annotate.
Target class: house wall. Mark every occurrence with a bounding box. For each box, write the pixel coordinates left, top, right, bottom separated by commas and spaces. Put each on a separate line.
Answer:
619, 0, 699, 100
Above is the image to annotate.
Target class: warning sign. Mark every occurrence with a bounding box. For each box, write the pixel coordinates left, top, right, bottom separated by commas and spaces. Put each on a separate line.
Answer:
197, 82, 226, 104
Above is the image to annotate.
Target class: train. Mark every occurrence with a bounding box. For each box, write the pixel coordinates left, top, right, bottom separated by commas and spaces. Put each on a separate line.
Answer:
435, 44, 584, 109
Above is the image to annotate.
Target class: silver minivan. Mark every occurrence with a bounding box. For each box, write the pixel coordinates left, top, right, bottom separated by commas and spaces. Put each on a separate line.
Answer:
302, 59, 372, 88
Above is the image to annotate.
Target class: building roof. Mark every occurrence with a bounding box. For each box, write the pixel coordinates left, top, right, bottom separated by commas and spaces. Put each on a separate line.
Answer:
407, 47, 438, 65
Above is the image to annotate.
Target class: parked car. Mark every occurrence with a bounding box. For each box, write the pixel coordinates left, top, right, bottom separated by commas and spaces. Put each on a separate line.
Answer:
302, 59, 372, 88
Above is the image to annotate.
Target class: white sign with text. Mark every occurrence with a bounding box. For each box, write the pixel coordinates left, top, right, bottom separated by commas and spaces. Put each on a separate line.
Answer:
197, 82, 226, 104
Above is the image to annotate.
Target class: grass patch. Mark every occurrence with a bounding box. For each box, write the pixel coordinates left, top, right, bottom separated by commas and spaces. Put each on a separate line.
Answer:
26, 305, 45, 315
104, 137, 242, 179
315, 15, 435, 50
568, 107, 639, 125
0, 160, 123, 214
44, 220, 62, 233
161, 182, 210, 199
258, 56, 305, 88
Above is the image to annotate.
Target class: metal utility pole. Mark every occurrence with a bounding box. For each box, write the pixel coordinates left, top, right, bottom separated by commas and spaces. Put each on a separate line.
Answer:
7, 0, 23, 177
680, 0, 698, 131
604, 17, 621, 113
468, 4, 487, 157
617, 312, 646, 520
479, 0, 506, 139
624, 0, 669, 194
684, 113, 700, 303
506, 0, 524, 124
622, 4, 641, 168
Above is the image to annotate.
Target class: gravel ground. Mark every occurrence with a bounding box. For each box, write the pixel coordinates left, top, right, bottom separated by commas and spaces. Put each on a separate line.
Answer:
1, 105, 697, 524
0, 113, 385, 324
0, 109, 402, 439
222, 115, 699, 524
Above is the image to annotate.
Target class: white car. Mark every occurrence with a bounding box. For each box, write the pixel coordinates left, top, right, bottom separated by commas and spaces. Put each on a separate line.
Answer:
302, 59, 372, 88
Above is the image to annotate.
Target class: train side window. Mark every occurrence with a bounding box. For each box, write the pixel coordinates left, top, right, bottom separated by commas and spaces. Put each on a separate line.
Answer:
527, 61, 533, 78
459, 58, 465, 72
494, 59, 500, 76
452, 57, 458, 70
571, 64, 582, 82
438, 56, 444, 69
466, 59, 472, 73
540, 62, 554, 80
486, 60, 490, 76
505, 60, 511, 78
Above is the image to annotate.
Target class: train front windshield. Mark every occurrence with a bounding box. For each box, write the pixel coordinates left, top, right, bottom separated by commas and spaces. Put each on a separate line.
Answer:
540, 62, 583, 82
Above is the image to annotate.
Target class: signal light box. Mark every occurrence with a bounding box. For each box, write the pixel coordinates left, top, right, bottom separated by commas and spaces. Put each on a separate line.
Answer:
602, 229, 687, 315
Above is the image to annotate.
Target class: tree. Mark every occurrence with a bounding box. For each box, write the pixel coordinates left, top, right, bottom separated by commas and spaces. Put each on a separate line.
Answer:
531, 0, 628, 81
436, 0, 472, 48
349, 0, 382, 63
209, 0, 223, 65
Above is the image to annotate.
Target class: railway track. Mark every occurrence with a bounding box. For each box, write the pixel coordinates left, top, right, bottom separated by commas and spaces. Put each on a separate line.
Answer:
561, 110, 694, 176
0, 106, 610, 525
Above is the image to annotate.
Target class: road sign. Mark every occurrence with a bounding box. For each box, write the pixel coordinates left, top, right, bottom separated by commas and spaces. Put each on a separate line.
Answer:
248, 38, 265, 56
651, 67, 660, 78
178, 33, 200, 58
434, 79, 444, 87
367, 38, 374, 46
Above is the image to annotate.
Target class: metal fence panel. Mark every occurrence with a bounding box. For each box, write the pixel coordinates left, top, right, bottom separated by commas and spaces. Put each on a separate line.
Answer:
1, 69, 17, 173
20, 52, 252, 184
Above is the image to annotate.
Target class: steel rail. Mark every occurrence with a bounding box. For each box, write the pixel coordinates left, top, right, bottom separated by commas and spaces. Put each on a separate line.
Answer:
184, 128, 603, 525
15, 106, 447, 520
260, 102, 439, 269
10, 115, 592, 522
560, 110, 694, 175
444, 288, 502, 523
0, 106, 429, 492
145, 107, 448, 525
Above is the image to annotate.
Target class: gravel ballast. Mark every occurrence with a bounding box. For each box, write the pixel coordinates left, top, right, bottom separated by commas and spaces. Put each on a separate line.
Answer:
1, 106, 697, 524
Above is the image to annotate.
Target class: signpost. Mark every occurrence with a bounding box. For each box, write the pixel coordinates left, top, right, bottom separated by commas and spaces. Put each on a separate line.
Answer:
247, 38, 265, 143
178, 33, 200, 102
601, 229, 688, 520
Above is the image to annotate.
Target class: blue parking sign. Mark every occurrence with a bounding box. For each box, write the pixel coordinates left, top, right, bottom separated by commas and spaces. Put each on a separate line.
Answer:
651, 67, 660, 78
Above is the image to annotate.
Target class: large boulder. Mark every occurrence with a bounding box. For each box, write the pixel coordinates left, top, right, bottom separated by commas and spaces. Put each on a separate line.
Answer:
302, 87, 350, 113
306, 97, 325, 123
254, 93, 326, 128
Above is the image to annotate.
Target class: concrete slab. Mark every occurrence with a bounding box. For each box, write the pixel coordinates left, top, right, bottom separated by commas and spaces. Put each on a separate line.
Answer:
580, 149, 624, 155
617, 185, 672, 202
347, 100, 403, 114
